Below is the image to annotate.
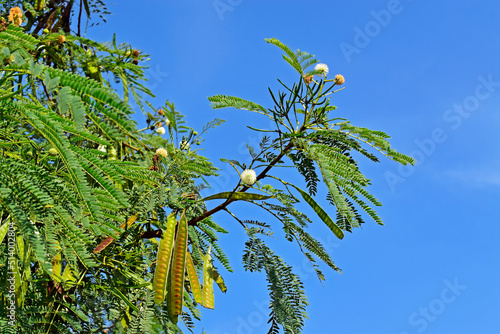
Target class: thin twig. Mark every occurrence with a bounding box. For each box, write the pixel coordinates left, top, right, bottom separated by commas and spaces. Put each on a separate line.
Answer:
78, 0, 83, 37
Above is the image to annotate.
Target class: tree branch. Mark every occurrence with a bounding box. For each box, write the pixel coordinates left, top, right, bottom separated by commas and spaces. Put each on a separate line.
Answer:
187, 140, 295, 226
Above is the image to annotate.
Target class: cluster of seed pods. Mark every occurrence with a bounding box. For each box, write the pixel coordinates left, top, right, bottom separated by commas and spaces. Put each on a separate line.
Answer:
152, 211, 217, 323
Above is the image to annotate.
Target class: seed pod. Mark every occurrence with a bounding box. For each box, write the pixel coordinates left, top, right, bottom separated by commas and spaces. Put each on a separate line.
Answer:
202, 245, 215, 309
35, 0, 45, 10
212, 267, 227, 293
52, 253, 62, 282
153, 212, 177, 304
93, 214, 138, 253
186, 251, 203, 305
168, 210, 188, 322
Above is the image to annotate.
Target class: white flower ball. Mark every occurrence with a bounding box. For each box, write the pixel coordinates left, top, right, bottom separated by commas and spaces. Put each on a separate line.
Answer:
314, 63, 329, 76
156, 126, 166, 136
241, 169, 257, 186
156, 148, 168, 158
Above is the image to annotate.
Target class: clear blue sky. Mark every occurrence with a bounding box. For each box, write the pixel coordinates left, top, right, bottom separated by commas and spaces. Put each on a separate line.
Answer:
88, 1, 500, 333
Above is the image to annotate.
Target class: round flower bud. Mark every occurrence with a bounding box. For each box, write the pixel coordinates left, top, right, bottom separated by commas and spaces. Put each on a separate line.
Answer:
156, 148, 168, 158
193, 131, 198, 136
241, 169, 257, 186
133, 59, 139, 65
43, 28, 49, 34
48, 148, 58, 156
156, 126, 166, 136
158, 109, 164, 116
334, 74, 345, 85
164, 119, 170, 127
125, 51, 131, 56
314, 63, 329, 76
303, 75, 314, 84
133, 49, 140, 57
57, 35, 66, 44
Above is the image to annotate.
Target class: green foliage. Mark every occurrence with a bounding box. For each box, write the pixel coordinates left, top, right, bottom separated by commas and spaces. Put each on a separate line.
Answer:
243, 228, 308, 333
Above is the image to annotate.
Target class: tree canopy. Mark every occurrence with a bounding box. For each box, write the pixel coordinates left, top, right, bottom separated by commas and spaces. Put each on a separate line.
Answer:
0, 2, 413, 333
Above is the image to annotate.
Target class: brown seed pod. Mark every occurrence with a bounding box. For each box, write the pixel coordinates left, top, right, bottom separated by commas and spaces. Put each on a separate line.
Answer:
94, 215, 139, 253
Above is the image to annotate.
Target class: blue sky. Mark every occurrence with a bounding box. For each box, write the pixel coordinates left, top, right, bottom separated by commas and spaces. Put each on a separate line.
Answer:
88, 1, 500, 333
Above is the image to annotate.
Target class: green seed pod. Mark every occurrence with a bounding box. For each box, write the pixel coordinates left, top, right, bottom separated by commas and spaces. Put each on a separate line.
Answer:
35, 0, 45, 11
212, 267, 227, 293
202, 245, 215, 309
152, 212, 177, 304
168, 211, 188, 323
186, 251, 203, 305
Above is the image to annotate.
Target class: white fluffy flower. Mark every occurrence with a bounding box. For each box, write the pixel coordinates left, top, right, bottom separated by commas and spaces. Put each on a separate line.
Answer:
97, 145, 107, 153
180, 140, 190, 150
156, 148, 168, 158
314, 63, 329, 76
156, 126, 166, 136
241, 169, 257, 186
